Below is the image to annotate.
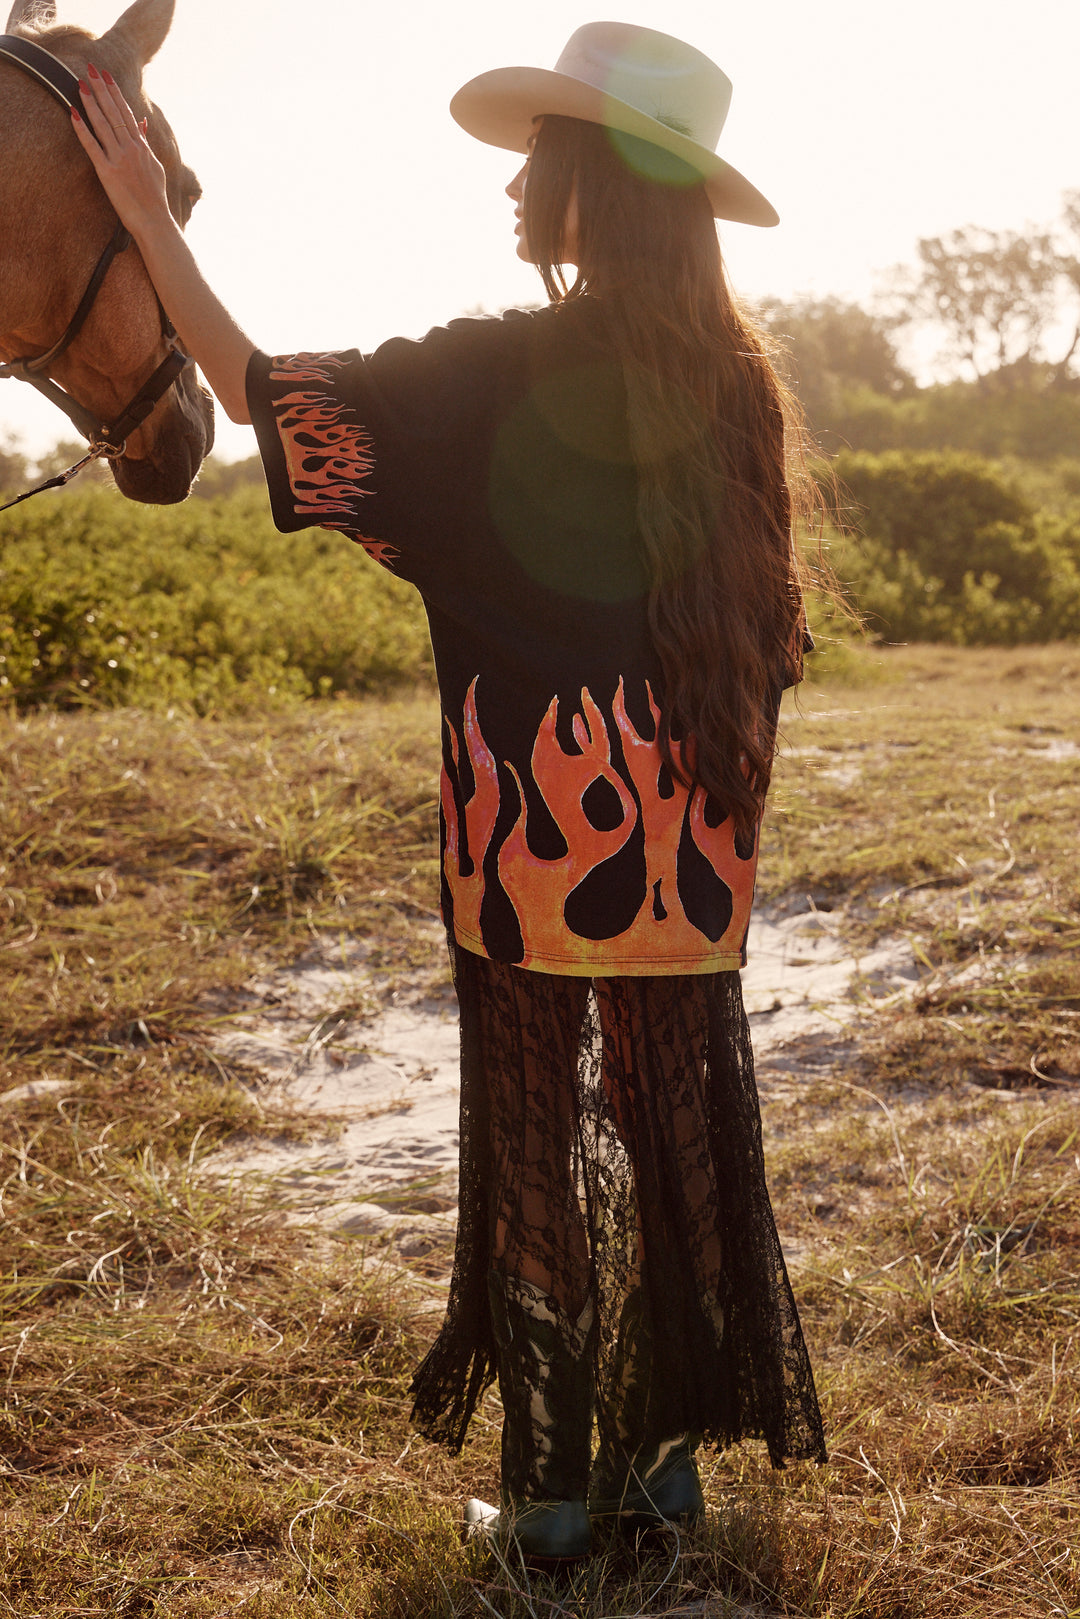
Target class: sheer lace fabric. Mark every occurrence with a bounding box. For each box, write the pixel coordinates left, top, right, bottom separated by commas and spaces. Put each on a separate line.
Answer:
409, 939, 826, 1470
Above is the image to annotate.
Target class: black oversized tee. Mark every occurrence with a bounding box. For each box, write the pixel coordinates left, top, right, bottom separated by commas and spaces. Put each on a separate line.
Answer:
246, 298, 762, 975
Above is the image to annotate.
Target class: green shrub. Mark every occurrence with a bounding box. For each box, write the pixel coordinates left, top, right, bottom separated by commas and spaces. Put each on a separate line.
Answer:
820, 379, 1080, 464
829, 449, 1080, 643
0, 486, 432, 710
187, 453, 268, 500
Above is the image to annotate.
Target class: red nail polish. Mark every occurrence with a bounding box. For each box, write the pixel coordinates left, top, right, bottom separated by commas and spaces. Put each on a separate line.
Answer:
71, 107, 82, 122
87, 61, 100, 78
102, 68, 115, 86
78, 77, 90, 95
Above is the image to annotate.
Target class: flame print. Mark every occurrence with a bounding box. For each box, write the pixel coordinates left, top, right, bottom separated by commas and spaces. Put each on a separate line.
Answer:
443, 678, 758, 974
441, 680, 502, 947
330, 527, 401, 567
268, 353, 375, 519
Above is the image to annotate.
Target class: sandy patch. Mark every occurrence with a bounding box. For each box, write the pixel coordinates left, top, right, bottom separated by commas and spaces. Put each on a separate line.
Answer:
204, 906, 921, 1265
743, 905, 918, 1057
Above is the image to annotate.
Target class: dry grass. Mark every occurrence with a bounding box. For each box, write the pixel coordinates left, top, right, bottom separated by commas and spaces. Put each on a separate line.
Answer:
767, 642, 1080, 1095
3, 649, 1080, 1615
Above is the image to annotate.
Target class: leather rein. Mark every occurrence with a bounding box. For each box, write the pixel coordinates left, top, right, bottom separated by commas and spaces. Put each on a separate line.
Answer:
0, 33, 193, 511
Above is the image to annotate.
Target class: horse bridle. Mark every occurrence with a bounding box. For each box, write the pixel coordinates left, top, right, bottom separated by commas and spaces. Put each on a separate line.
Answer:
0, 33, 194, 509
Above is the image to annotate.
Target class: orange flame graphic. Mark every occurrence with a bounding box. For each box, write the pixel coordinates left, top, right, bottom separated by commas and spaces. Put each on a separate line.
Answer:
330, 526, 401, 567
269, 354, 374, 518
441, 678, 502, 946
269, 355, 348, 385
444, 678, 757, 974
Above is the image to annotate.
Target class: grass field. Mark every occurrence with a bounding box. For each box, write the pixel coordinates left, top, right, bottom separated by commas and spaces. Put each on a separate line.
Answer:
2, 644, 1079, 1617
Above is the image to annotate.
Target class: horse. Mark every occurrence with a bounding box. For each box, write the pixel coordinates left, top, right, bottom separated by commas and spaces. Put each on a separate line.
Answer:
0, 0, 213, 503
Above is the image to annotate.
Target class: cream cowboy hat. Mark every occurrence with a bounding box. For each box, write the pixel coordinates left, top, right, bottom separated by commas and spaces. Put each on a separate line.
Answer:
451, 20, 778, 228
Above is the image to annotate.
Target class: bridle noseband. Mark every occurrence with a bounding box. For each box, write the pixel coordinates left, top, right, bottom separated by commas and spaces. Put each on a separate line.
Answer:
0, 33, 195, 511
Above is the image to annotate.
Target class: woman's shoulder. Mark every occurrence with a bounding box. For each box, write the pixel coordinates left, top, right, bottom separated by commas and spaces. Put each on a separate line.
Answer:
434, 297, 607, 355
360, 305, 542, 389
355, 300, 608, 407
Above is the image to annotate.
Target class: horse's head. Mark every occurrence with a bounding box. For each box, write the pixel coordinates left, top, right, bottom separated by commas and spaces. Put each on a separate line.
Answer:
1, 0, 214, 503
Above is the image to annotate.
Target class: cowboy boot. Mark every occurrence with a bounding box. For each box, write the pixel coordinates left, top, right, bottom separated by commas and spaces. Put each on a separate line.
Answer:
465, 1272, 595, 1561
589, 1287, 704, 1530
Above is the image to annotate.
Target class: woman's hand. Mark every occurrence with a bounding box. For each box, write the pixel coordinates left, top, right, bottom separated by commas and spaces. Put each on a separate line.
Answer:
71, 64, 172, 241
70, 62, 256, 424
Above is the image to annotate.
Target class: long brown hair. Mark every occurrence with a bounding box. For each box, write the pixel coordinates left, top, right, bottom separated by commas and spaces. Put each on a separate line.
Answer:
525, 115, 810, 840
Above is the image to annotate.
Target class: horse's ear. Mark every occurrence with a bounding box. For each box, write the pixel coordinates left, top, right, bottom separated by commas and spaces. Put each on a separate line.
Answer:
5, 1, 58, 30
99, 0, 175, 67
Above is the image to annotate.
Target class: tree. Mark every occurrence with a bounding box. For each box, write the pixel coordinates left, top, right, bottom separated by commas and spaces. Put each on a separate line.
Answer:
188, 454, 266, 501
0, 435, 28, 493
891, 193, 1080, 390
1054, 189, 1080, 382
30, 440, 111, 490
757, 296, 913, 431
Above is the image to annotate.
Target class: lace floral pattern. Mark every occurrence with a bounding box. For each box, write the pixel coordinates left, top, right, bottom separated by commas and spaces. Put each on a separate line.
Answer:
409, 939, 826, 1469
488, 1274, 596, 1501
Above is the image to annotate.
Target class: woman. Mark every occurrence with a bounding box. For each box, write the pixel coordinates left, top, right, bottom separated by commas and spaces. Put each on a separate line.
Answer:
74, 21, 826, 1562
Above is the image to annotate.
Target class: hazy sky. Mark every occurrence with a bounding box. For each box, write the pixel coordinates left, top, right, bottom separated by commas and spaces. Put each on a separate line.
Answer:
3, 0, 1078, 461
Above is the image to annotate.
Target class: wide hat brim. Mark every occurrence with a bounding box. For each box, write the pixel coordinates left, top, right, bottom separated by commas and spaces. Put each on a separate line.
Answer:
451, 64, 778, 228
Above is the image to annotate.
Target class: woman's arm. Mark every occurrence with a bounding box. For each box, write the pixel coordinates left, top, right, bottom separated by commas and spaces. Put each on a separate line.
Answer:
71, 66, 255, 424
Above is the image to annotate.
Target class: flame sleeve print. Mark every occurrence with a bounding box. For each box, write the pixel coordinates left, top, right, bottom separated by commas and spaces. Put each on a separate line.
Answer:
264, 354, 376, 519
247, 304, 794, 976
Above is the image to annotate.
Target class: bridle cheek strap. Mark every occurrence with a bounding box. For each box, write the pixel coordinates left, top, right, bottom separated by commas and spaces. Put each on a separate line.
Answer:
0, 327, 195, 511
106, 335, 190, 446
0, 232, 195, 458
12, 217, 133, 379
0, 329, 194, 512
0, 33, 197, 508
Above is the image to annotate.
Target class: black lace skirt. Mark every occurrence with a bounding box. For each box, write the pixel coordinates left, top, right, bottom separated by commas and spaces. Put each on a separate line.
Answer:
409, 938, 826, 1468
